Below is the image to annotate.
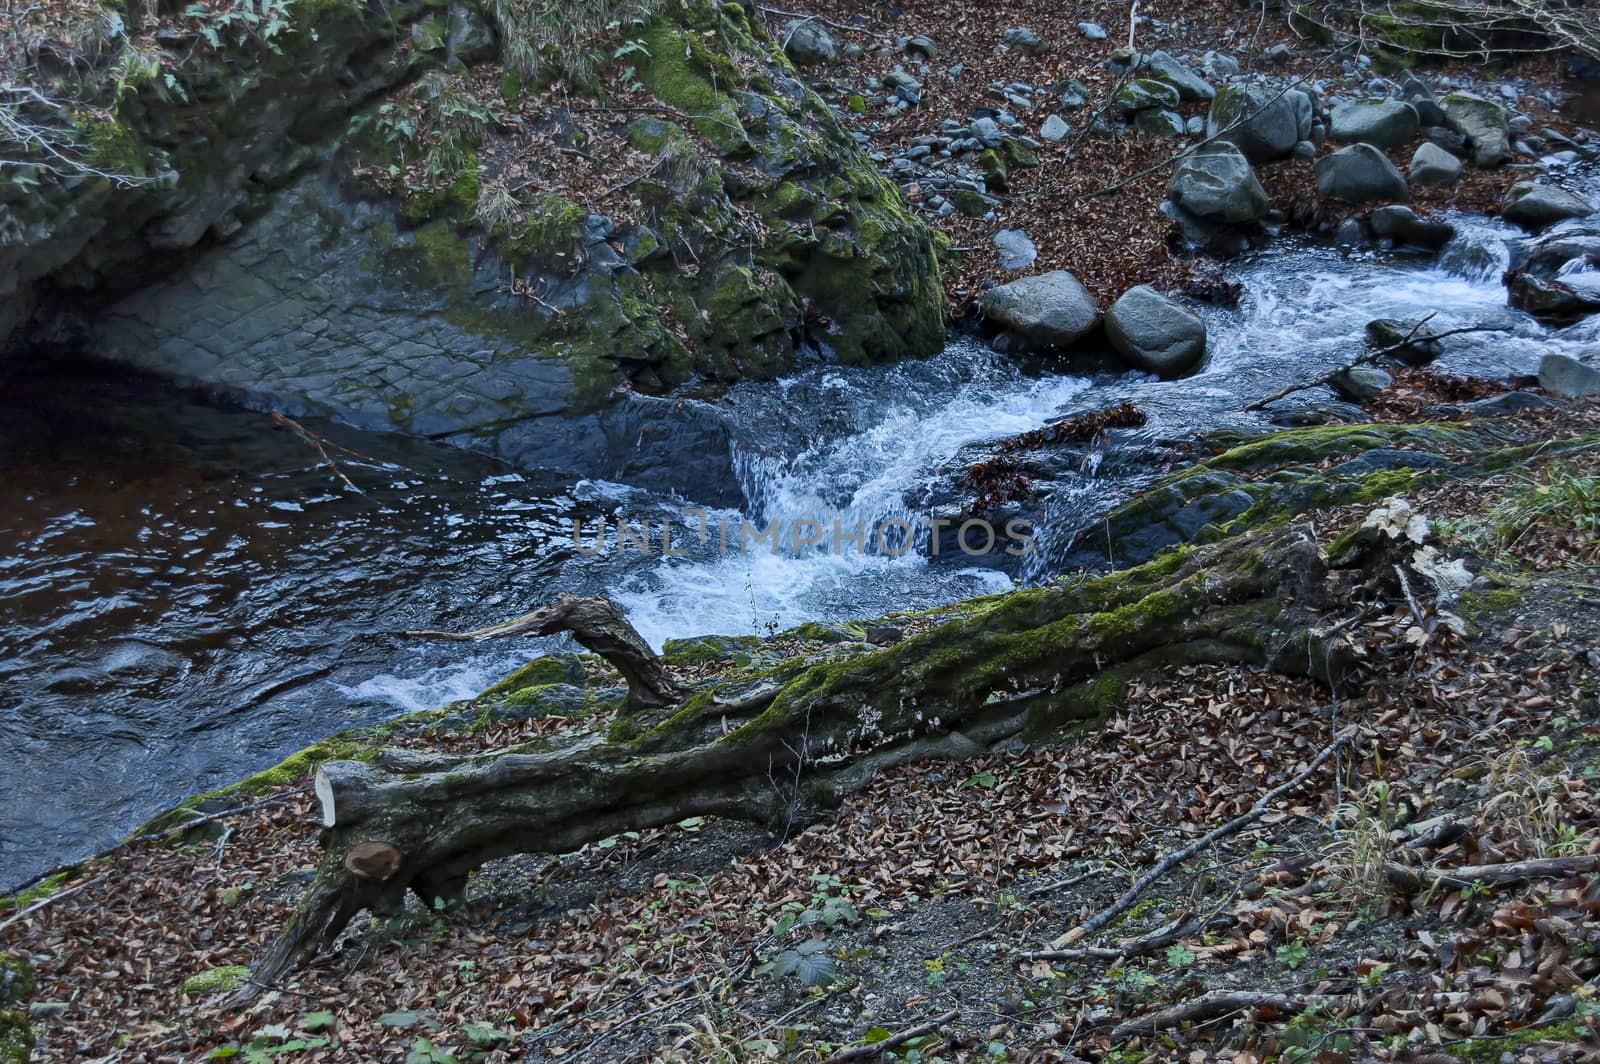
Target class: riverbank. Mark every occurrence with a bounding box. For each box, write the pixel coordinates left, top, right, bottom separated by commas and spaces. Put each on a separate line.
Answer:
4, 390, 1598, 1060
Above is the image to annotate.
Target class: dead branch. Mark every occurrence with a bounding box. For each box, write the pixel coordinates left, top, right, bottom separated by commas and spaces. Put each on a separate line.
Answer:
824, 1010, 960, 1063
246, 520, 1401, 992
1022, 911, 1237, 962
1106, 991, 1334, 1042
0, 878, 98, 934
1243, 317, 1511, 412
754, 5, 894, 40
270, 412, 364, 493
405, 593, 685, 712
1386, 854, 1599, 891
1048, 726, 1359, 948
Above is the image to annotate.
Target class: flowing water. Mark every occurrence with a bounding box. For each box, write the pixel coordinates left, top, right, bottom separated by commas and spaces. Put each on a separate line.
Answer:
3, 169, 1597, 890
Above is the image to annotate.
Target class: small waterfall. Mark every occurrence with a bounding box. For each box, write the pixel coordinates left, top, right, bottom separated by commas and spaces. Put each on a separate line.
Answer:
1437, 220, 1514, 284
611, 341, 1093, 647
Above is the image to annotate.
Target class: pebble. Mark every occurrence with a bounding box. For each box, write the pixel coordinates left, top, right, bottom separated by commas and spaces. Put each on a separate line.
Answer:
1185, 115, 1204, 135
1040, 114, 1070, 142
1266, 42, 1293, 63
1206, 51, 1240, 76
1078, 21, 1107, 40
971, 116, 1003, 146
1499, 83, 1520, 100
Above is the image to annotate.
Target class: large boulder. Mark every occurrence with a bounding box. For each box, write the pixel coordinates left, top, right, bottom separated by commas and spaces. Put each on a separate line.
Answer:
1538, 353, 1600, 397
1330, 365, 1393, 401
1105, 285, 1207, 376
983, 271, 1101, 352
1329, 99, 1420, 149
781, 19, 837, 64
1144, 51, 1215, 101
1207, 84, 1304, 162
1408, 142, 1463, 186
1167, 142, 1270, 224
1502, 182, 1594, 231
1314, 144, 1409, 204
1115, 79, 1181, 113
1506, 221, 1600, 320
1439, 92, 1511, 167
1370, 205, 1454, 250
1001, 26, 1048, 54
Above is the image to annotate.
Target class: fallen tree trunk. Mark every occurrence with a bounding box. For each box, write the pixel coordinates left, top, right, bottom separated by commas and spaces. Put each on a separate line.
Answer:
245, 516, 1420, 991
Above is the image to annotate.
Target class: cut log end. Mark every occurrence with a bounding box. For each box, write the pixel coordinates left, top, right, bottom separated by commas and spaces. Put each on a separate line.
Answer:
314, 766, 336, 828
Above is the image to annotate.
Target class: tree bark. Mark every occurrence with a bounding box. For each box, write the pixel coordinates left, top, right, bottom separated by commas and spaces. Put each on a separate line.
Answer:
245, 518, 1418, 992
404, 593, 684, 712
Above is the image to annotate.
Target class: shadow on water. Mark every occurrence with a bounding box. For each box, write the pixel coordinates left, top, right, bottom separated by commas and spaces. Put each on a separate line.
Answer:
0, 363, 578, 888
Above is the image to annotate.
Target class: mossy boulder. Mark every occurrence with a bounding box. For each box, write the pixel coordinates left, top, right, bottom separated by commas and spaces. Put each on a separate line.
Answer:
662, 634, 762, 666
479, 654, 590, 700
5, 0, 944, 492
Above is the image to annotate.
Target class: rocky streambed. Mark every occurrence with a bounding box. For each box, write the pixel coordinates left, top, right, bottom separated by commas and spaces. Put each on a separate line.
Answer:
4, 0, 1600, 914
4, 166, 1599, 891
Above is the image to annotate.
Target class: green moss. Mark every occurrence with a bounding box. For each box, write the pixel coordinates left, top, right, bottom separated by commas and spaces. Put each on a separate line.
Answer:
624, 116, 684, 153
1458, 586, 1525, 620
976, 148, 1008, 191
479, 654, 588, 699
493, 191, 587, 271
1445, 1022, 1584, 1063
1000, 137, 1039, 169
74, 114, 147, 178
180, 965, 250, 998
399, 153, 482, 224
0, 1011, 32, 1064
637, 23, 751, 156
661, 634, 761, 666
135, 734, 374, 836
405, 220, 474, 290
1203, 423, 1467, 473
0, 873, 69, 913
0, 956, 34, 1009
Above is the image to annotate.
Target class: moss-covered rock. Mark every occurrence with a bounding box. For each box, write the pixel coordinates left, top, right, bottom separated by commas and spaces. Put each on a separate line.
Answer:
1057, 420, 1600, 572
5, 0, 944, 477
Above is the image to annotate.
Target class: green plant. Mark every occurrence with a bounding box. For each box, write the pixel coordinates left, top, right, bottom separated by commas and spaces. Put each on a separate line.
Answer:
1328, 779, 1402, 906
184, 0, 299, 54
771, 875, 860, 936
1276, 939, 1311, 970
1466, 462, 1600, 560
1164, 944, 1196, 968
478, 0, 661, 93
406, 1038, 457, 1064
760, 938, 835, 987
